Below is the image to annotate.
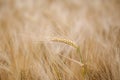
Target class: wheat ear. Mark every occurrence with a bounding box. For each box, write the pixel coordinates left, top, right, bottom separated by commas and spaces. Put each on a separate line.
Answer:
51, 38, 78, 49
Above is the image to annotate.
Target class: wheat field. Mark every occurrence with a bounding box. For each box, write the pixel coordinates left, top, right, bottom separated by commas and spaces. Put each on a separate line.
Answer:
0, 0, 120, 80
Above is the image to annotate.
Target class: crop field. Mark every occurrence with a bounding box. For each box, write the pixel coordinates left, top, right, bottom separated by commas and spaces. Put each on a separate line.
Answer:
0, 0, 120, 80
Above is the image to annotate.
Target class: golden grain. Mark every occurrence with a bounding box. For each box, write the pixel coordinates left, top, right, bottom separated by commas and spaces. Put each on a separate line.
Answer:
51, 38, 78, 49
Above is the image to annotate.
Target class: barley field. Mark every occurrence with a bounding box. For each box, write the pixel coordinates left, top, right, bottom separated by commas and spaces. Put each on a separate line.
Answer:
0, 0, 120, 80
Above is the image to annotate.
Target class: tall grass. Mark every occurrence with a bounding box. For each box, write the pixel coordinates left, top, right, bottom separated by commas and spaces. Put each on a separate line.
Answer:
0, 0, 120, 80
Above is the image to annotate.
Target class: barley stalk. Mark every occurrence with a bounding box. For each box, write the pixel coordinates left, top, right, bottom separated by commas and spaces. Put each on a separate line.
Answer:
51, 37, 87, 79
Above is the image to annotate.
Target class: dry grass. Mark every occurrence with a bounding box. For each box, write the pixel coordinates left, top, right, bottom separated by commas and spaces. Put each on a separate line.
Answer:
0, 0, 120, 80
